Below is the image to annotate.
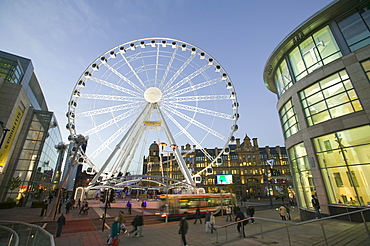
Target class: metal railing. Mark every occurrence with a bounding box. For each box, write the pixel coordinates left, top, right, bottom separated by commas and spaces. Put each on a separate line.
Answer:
215, 208, 370, 245
0, 220, 55, 246
0, 225, 19, 246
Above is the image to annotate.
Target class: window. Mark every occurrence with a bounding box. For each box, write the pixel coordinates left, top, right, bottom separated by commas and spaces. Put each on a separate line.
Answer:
279, 99, 300, 138
0, 57, 23, 84
288, 142, 316, 209
337, 3, 370, 52
288, 26, 341, 82
300, 70, 362, 126
275, 59, 293, 96
313, 125, 370, 206
361, 59, 370, 81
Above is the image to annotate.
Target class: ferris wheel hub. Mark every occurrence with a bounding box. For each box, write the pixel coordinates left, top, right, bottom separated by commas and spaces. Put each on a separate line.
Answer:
144, 87, 162, 103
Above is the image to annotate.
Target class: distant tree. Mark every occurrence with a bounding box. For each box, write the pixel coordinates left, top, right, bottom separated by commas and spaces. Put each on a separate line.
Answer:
6, 176, 22, 202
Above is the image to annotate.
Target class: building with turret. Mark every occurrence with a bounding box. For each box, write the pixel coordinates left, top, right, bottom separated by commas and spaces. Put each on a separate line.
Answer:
143, 135, 291, 201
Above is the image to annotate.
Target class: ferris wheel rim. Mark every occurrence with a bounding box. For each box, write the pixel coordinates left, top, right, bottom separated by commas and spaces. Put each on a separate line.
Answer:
66, 37, 239, 179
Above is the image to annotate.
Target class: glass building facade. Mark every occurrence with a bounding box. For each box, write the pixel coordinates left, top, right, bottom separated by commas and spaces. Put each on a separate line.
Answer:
264, 0, 370, 218
0, 51, 63, 204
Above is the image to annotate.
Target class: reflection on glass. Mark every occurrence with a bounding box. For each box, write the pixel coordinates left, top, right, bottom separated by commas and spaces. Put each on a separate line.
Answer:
338, 3, 370, 52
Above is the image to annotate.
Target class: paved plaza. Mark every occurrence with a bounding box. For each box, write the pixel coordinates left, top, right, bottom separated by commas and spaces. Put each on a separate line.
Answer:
0, 199, 368, 246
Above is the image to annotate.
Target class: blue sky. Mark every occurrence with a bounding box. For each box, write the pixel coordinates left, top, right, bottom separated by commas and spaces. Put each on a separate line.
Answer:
0, 0, 333, 150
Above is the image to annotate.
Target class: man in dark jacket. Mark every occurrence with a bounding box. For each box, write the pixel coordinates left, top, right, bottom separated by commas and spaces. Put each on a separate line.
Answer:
132, 213, 144, 237
246, 205, 255, 224
179, 212, 189, 246
235, 208, 246, 238
194, 207, 202, 224
56, 214, 66, 237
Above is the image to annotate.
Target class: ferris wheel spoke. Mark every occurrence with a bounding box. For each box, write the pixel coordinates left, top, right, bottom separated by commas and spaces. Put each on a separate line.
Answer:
163, 94, 232, 103
162, 110, 214, 161
80, 93, 142, 102
90, 76, 142, 97
161, 53, 196, 92
100, 62, 144, 93
158, 46, 177, 88
119, 53, 147, 90
164, 77, 222, 98
89, 117, 137, 159
166, 102, 233, 120
75, 102, 146, 118
165, 64, 209, 95
83, 107, 141, 136
162, 106, 227, 141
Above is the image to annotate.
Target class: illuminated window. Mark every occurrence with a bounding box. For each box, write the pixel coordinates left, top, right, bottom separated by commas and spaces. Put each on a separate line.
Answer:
289, 26, 342, 82
288, 142, 316, 209
361, 59, 370, 81
275, 59, 293, 97
300, 70, 362, 126
313, 125, 370, 205
279, 99, 300, 138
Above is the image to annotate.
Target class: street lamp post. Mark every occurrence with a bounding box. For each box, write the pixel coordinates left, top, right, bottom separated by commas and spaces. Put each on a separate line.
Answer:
49, 134, 88, 219
159, 142, 178, 223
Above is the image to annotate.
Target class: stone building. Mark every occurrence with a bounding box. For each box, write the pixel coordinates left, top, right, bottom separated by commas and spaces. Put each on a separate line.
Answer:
143, 135, 291, 201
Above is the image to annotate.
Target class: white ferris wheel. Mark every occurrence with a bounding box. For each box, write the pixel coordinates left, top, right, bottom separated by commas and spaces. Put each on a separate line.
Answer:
66, 37, 239, 186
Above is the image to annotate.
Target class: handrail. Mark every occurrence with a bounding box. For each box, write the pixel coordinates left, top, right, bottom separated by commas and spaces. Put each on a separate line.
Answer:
214, 207, 370, 244
216, 207, 370, 229
0, 220, 55, 246
0, 225, 19, 246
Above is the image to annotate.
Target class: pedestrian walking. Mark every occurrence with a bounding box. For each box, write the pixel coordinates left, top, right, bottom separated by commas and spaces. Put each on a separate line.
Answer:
235, 208, 246, 238
226, 206, 232, 221
194, 207, 202, 224
179, 212, 189, 246
118, 211, 127, 233
56, 200, 62, 214
83, 201, 89, 215
311, 195, 321, 218
246, 205, 255, 224
108, 217, 120, 246
132, 213, 144, 237
141, 200, 147, 212
284, 204, 291, 220
65, 201, 72, 214
205, 211, 211, 232
210, 212, 216, 234
279, 204, 288, 220
48, 194, 53, 204
56, 214, 66, 237
126, 201, 132, 215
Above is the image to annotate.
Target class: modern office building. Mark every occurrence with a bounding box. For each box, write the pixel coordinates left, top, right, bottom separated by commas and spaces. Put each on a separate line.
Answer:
263, 0, 370, 218
0, 51, 63, 204
143, 136, 292, 201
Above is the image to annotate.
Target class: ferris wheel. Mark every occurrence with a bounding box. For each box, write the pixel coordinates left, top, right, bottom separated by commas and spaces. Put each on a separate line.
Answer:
66, 37, 239, 186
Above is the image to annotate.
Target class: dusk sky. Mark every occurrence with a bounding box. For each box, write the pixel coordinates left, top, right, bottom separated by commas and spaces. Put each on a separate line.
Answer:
0, 0, 334, 151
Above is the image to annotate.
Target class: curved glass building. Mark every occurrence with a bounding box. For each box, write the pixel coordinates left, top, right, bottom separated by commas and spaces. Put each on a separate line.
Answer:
263, 0, 370, 218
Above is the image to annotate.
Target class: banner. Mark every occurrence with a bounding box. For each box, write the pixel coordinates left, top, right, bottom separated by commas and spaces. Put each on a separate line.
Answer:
0, 107, 23, 170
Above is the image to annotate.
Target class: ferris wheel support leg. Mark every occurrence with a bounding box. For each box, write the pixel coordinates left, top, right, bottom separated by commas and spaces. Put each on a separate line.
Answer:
156, 104, 195, 186
116, 104, 153, 176
119, 125, 146, 175
107, 123, 142, 177
90, 104, 151, 184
